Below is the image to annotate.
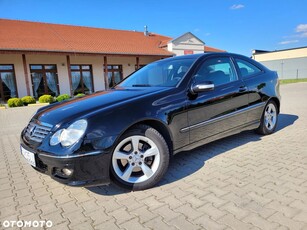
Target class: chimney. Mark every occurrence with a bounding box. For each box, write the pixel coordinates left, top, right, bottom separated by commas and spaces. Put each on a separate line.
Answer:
144, 25, 149, 36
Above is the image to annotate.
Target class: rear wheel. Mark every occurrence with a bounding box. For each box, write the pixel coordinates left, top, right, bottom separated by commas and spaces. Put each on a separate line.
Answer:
256, 100, 278, 135
110, 125, 169, 191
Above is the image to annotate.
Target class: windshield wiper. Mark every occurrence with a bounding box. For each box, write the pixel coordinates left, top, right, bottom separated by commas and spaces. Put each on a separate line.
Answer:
132, 84, 151, 87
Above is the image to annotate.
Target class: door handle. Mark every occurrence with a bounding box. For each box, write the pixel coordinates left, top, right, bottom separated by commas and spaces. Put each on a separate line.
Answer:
239, 86, 247, 92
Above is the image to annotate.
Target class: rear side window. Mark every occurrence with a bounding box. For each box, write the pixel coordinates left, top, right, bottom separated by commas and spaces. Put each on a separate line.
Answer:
236, 58, 262, 77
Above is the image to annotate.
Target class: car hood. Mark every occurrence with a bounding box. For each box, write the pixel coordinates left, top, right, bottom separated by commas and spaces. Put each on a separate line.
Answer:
34, 87, 171, 126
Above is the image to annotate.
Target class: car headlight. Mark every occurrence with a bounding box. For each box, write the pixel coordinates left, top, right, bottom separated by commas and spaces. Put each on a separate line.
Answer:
50, 119, 88, 147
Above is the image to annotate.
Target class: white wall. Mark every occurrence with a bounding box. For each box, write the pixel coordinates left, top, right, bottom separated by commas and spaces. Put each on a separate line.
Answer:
253, 47, 307, 61
168, 33, 205, 56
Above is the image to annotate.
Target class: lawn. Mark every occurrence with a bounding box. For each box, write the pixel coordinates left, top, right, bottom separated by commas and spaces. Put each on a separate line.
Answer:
279, 78, 307, 84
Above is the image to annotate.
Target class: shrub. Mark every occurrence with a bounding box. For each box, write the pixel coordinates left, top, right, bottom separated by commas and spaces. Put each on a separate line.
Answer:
21, 96, 36, 105
75, 93, 85, 98
39, 95, 54, 103
7, 98, 23, 107
56, 94, 71, 102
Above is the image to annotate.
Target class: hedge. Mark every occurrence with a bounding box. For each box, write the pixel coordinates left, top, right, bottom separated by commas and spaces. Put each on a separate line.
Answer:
21, 96, 36, 105
7, 98, 23, 107
75, 93, 85, 98
56, 94, 71, 102
39, 95, 54, 103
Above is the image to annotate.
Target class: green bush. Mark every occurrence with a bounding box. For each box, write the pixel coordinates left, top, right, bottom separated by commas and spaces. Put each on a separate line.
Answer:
75, 93, 85, 98
7, 98, 23, 107
56, 94, 71, 102
39, 95, 54, 103
21, 96, 36, 105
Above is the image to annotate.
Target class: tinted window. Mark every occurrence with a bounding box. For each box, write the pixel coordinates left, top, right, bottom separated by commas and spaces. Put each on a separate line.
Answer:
194, 57, 237, 86
236, 58, 262, 77
119, 59, 194, 87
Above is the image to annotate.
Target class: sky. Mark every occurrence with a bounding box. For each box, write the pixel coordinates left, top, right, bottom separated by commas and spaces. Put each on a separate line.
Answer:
0, 0, 307, 56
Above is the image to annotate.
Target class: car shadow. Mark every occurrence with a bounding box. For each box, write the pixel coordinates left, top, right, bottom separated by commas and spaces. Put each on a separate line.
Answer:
275, 113, 298, 132
87, 113, 298, 196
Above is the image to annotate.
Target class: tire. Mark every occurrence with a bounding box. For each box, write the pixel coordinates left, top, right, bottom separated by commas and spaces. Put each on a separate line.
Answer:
256, 100, 278, 135
110, 125, 170, 191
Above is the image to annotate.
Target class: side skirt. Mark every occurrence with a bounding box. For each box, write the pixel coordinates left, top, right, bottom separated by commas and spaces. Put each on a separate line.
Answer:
173, 120, 260, 154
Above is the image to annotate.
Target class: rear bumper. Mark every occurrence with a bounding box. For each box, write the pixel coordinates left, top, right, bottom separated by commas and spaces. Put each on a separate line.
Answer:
20, 139, 112, 187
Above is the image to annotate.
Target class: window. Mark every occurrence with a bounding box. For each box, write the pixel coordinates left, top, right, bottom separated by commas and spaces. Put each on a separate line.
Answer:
105, 65, 123, 88
30, 64, 59, 98
194, 57, 237, 86
236, 58, 262, 77
119, 58, 194, 88
0, 65, 18, 102
70, 65, 94, 95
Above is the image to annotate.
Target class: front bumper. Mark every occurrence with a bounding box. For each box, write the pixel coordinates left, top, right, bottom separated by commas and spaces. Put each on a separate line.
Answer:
20, 138, 112, 187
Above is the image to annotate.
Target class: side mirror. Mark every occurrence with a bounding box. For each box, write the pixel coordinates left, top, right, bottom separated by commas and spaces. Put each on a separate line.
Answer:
190, 81, 214, 94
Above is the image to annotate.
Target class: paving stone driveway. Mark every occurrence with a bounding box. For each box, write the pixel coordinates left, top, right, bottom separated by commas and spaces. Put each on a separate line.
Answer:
1, 83, 307, 230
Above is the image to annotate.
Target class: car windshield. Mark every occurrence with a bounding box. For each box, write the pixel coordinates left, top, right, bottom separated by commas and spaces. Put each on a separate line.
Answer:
117, 58, 195, 87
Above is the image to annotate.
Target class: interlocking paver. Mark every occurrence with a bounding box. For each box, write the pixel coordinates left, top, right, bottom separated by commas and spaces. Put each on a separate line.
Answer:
218, 213, 257, 229
268, 212, 307, 230
131, 206, 158, 223
1, 83, 307, 229
144, 216, 177, 230
243, 213, 279, 230
154, 205, 181, 222
193, 214, 227, 230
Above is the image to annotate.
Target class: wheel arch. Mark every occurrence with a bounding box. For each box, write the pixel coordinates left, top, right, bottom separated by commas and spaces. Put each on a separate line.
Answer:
121, 119, 174, 155
269, 97, 280, 114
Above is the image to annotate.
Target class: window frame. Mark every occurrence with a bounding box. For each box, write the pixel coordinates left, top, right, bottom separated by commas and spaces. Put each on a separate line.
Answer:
234, 58, 264, 79
105, 64, 123, 88
70, 64, 94, 95
0, 64, 18, 102
30, 64, 59, 98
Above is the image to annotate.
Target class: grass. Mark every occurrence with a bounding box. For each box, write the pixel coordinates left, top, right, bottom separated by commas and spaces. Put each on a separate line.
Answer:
279, 78, 307, 84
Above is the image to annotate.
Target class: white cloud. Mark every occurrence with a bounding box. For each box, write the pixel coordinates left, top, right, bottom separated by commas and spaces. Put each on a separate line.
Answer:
278, 40, 299, 45
278, 24, 307, 45
296, 24, 307, 33
230, 4, 244, 10
295, 24, 307, 37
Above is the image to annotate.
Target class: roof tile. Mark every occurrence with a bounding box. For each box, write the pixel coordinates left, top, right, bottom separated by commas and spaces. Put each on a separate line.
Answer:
0, 19, 173, 56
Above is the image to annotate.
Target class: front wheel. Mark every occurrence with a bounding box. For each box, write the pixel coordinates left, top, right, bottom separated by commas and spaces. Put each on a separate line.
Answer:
110, 125, 170, 191
256, 100, 278, 135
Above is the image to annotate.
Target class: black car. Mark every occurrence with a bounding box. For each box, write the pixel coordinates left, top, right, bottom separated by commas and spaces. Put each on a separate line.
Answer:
20, 53, 280, 190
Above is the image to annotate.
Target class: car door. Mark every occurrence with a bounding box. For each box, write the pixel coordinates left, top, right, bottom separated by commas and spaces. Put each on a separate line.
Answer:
186, 56, 250, 144
234, 57, 268, 124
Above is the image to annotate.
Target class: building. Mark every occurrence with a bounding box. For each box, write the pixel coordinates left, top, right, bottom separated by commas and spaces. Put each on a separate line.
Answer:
252, 47, 307, 79
0, 19, 225, 102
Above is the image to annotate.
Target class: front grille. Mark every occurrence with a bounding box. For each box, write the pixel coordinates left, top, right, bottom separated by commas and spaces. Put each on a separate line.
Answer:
25, 121, 52, 143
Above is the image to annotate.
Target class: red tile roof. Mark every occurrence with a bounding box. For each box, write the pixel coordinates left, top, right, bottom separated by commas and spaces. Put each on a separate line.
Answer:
0, 19, 173, 56
204, 46, 226, 52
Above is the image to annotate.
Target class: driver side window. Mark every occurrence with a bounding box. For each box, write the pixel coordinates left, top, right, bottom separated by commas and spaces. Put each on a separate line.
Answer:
195, 57, 237, 86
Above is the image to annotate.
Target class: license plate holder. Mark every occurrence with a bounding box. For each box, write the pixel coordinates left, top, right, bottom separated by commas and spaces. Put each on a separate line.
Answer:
20, 146, 36, 167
